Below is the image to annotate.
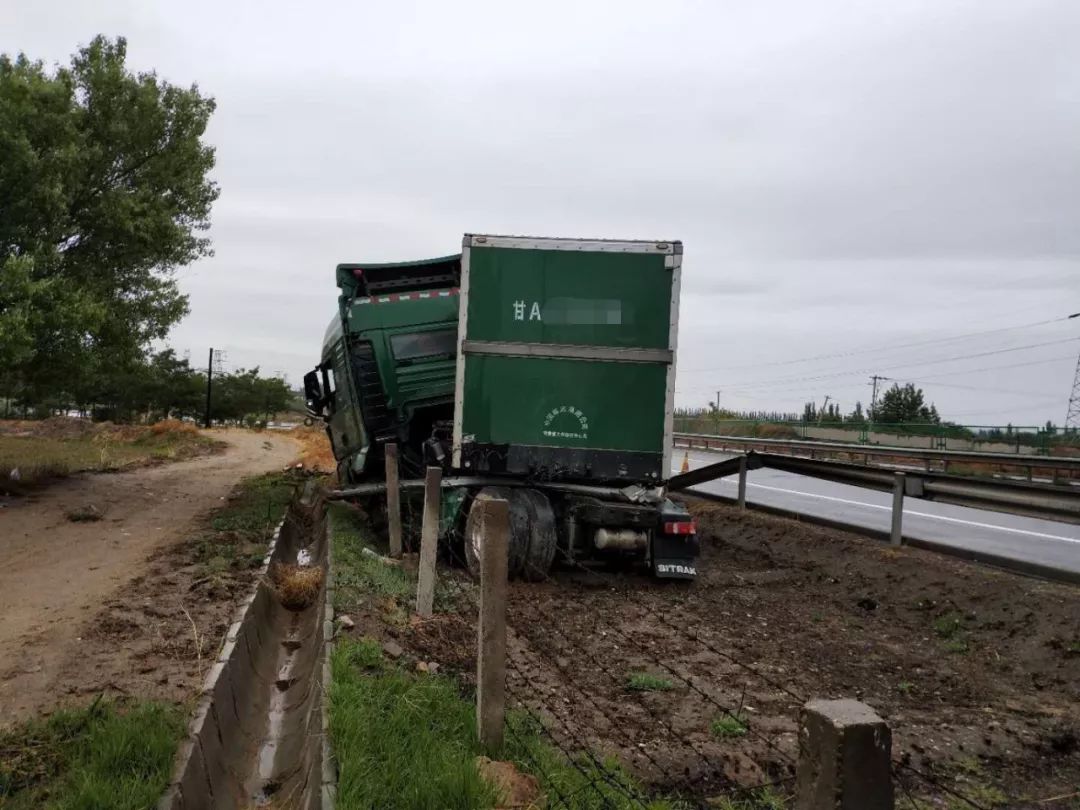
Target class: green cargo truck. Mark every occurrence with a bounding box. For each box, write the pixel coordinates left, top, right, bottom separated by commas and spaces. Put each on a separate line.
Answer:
306, 234, 699, 579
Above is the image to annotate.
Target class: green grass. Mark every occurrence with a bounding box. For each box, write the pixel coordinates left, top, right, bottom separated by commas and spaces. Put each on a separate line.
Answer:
329, 639, 681, 810
898, 681, 914, 694
625, 672, 674, 692
932, 611, 971, 653
709, 713, 749, 739
932, 611, 964, 639
329, 503, 416, 611
0, 699, 183, 809
191, 472, 294, 576
330, 641, 498, 809
707, 787, 787, 809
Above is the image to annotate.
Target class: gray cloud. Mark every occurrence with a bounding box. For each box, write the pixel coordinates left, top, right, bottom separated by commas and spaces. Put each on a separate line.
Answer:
5, 0, 1078, 423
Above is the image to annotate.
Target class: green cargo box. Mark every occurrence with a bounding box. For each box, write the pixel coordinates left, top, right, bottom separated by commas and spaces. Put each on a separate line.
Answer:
452, 234, 682, 484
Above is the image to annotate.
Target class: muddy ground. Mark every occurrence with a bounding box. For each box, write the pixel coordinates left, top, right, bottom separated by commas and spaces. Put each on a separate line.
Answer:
0, 430, 299, 726
347, 497, 1080, 808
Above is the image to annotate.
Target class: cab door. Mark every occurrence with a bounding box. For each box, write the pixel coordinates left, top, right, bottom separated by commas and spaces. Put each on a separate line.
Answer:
325, 337, 369, 476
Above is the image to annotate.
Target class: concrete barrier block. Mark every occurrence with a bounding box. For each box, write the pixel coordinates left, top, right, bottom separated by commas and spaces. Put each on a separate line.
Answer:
796, 699, 893, 810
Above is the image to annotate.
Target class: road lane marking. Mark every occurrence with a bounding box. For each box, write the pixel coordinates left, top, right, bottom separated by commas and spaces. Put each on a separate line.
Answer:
675, 467, 1080, 545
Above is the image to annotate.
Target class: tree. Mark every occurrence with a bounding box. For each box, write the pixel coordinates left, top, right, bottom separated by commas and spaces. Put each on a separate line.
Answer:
870, 383, 941, 424
848, 400, 866, 425
0, 36, 217, 401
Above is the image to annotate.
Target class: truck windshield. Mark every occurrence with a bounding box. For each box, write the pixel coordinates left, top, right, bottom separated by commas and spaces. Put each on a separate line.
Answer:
389, 329, 456, 362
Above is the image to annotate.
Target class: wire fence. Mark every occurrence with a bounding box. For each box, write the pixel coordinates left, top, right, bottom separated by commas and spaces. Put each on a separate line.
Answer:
382, 474, 1032, 810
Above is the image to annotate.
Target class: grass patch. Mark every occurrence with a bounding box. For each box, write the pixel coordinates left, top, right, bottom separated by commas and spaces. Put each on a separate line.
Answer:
0, 419, 219, 490
710, 713, 749, 739
329, 503, 415, 612
192, 472, 294, 578
330, 639, 680, 810
330, 641, 498, 809
707, 787, 787, 809
625, 672, 674, 692
932, 611, 964, 639
898, 681, 914, 693
0, 699, 183, 809
933, 611, 971, 653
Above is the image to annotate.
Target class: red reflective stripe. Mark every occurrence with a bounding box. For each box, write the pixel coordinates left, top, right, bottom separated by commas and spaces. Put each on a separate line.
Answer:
663, 521, 696, 535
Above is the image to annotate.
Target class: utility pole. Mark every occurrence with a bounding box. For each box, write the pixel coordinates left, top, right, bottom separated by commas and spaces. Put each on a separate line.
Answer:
817, 394, 831, 426
869, 375, 883, 416
204, 347, 214, 429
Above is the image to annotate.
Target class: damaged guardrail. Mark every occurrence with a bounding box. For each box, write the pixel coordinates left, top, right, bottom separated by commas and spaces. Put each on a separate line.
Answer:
674, 432, 1080, 481
668, 451, 1080, 526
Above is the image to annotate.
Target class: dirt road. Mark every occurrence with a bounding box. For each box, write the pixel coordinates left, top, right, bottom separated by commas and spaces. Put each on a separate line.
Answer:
0, 430, 297, 726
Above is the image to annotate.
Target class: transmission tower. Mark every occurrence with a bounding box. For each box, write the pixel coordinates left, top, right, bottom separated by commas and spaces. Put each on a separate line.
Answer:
1066, 351, 1080, 432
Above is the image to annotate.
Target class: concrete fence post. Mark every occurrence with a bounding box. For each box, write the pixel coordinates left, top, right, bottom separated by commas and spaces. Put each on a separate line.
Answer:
385, 443, 402, 557
737, 456, 748, 510
477, 497, 509, 754
796, 699, 894, 810
415, 466, 442, 617
890, 472, 905, 547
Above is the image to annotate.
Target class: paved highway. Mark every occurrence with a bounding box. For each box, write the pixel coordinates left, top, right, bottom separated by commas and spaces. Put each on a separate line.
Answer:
674, 449, 1080, 577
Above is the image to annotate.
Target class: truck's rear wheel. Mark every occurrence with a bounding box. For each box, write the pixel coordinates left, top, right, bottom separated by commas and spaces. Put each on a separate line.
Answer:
464, 487, 529, 579
518, 488, 557, 581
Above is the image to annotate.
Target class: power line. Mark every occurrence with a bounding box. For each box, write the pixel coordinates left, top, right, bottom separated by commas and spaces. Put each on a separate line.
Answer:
682, 337, 1080, 390
680, 313, 1079, 373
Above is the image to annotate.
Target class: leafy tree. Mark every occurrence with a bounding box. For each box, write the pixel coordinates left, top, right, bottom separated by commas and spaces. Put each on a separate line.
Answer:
0, 36, 217, 401
870, 383, 941, 424
209, 368, 291, 426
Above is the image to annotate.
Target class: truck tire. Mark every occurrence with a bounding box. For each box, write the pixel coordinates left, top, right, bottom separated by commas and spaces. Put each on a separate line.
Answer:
464, 487, 529, 579
518, 488, 557, 581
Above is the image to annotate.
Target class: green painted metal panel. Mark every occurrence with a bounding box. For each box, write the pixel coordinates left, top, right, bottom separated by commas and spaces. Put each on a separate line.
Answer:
461, 355, 667, 452
465, 248, 671, 349
458, 241, 679, 472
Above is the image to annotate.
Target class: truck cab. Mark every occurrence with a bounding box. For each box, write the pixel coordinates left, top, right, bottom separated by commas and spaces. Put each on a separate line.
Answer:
304, 255, 461, 484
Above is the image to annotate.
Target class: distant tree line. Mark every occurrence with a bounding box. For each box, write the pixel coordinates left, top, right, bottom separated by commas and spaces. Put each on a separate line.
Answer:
0, 347, 295, 426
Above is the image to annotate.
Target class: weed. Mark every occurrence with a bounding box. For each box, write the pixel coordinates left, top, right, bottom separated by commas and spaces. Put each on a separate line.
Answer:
944, 638, 970, 654
625, 672, 674, 692
708, 787, 787, 809
192, 473, 293, 577
896, 797, 935, 810
898, 681, 914, 693
710, 713, 748, 739
270, 562, 324, 610
64, 505, 103, 522
932, 611, 964, 639
0, 698, 183, 809
946, 783, 1008, 809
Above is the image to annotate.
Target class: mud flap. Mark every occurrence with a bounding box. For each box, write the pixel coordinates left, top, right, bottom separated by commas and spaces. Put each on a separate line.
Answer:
651, 500, 699, 579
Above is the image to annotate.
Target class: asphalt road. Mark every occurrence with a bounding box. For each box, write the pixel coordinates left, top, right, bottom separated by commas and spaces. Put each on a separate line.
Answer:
674, 449, 1080, 577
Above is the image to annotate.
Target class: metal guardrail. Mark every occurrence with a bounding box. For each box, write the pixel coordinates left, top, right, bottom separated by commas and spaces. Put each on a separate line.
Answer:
674, 432, 1080, 479
668, 451, 1080, 525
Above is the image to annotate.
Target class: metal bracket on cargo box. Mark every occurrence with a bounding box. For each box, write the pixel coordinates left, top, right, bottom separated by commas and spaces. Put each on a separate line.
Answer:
461, 340, 673, 364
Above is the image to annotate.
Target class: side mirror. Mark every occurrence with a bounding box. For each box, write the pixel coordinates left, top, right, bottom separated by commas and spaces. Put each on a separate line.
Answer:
303, 369, 324, 416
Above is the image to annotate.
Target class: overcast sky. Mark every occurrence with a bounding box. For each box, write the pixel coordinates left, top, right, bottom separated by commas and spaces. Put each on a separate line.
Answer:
4, 0, 1078, 426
